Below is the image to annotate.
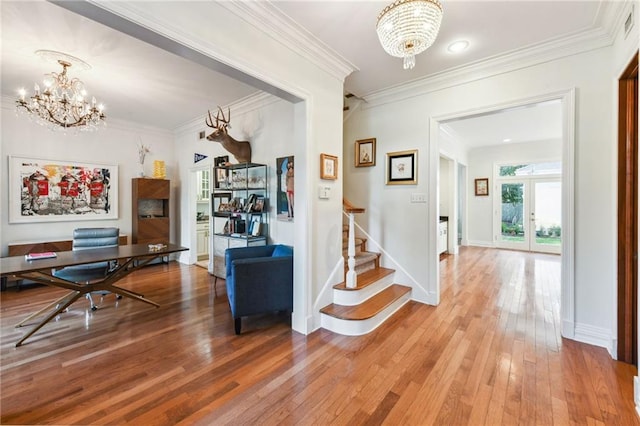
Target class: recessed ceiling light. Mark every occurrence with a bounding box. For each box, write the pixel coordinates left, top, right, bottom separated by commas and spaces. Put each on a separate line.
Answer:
503, 138, 512, 143
447, 40, 469, 53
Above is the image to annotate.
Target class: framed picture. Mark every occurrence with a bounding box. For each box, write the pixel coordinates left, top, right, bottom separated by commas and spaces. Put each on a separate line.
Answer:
475, 178, 489, 196
276, 156, 294, 221
320, 153, 338, 180
9, 155, 119, 223
386, 150, 417, 185
355, 138, 376, 167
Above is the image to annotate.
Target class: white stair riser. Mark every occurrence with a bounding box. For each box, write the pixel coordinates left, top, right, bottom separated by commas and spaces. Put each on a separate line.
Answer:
320, 291, 411, 336
333, 274, 395, 306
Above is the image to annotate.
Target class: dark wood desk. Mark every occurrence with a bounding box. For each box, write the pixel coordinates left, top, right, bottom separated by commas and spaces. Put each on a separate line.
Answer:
0, 243, 188, 346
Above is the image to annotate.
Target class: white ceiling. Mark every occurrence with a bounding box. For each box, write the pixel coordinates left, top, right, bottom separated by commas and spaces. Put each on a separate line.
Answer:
0, 0, 617, 136
440, 99, 563, 149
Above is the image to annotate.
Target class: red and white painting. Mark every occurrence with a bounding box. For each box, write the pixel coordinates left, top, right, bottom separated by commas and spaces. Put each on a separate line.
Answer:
9, 156, 118, 223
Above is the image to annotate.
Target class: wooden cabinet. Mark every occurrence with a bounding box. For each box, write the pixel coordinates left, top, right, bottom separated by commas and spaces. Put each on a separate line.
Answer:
132, 178, 170, 245
211, 163, 267, 278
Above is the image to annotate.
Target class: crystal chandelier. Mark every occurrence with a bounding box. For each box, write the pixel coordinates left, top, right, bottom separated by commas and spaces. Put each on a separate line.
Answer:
16, 51, 105, 131
376, 0, 443, 70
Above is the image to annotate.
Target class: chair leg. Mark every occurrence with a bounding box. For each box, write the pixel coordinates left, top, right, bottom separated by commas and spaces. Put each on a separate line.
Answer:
234, 318, 241, 335
86, 293, 98, 311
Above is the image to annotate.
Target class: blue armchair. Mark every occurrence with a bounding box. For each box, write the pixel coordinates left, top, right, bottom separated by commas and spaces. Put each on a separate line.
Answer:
225, 244, 293, 334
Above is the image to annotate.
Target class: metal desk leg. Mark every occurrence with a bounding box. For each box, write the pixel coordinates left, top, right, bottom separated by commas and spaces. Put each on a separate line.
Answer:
15, 291, 82, 347
15, 292, 74, 328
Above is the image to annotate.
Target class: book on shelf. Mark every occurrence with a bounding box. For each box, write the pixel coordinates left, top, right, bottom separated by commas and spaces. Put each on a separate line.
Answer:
25, 252, 57, 261
249, 215, 262, 236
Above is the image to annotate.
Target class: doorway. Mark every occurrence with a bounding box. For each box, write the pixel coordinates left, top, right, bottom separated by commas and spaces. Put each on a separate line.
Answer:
192, 167, 211, 269
617, 51, 638, 365
496, 177, 562, 255
430, 90, 574, 337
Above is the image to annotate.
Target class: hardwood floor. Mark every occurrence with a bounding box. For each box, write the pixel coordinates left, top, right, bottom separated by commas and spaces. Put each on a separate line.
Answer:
1, 247, 638, 425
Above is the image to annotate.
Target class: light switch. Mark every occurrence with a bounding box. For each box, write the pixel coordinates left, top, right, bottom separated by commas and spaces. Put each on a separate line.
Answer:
411, 193, 427, 203
319, 185, 331, 199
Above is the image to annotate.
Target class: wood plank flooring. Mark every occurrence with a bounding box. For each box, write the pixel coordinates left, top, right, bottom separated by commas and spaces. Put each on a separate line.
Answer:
1, 247, 638, 425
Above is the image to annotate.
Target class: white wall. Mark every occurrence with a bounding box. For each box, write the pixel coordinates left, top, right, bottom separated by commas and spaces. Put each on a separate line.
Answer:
0, 98, 174, 256
344, 45, 617, 349
467, 139, 562, 246
173, 95, 296, 264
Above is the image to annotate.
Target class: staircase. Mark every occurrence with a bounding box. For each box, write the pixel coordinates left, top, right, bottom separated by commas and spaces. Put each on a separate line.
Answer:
320, 201, 412, 336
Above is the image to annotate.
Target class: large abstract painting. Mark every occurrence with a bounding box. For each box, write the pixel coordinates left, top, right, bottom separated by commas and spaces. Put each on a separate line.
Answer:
9, 156, 118, 223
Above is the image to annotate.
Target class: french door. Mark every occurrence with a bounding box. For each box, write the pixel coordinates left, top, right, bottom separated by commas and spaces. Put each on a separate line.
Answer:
496, 178, 561, 254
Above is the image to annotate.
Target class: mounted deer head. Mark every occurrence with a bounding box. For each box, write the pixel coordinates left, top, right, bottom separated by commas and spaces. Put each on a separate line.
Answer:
205, 107, 252, 164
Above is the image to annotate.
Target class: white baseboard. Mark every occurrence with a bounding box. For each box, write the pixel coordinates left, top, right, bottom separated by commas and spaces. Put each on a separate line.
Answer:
573, 322, 614, 357
467, 240, 494, 248
561, 319, 575, 339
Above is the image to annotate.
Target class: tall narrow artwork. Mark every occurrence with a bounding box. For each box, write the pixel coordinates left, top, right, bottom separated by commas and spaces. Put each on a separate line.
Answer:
276, 155, 294, 222
9, 156, 119, 223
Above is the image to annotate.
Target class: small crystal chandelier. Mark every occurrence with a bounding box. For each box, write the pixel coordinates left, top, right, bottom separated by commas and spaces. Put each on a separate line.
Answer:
376, 0, 444, 70
16, 50, 105, 131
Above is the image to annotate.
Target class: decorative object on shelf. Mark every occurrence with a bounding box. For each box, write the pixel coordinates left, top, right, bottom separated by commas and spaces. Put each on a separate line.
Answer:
355, 138, 376, 167
276, 156, 294, 222
153, 160, 166, 179
376, 0, 443, 70
320, 154, 338, 180
8, 155, 118, 223
15, 50, 105, 131
386, 149, 418, 185
205, 107, 251, 163
137, 141, 150, 177
475, 178, 489, 196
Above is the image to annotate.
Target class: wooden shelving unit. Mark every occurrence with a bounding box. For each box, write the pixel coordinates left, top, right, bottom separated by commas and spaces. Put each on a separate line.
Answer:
132, 178, 170, 245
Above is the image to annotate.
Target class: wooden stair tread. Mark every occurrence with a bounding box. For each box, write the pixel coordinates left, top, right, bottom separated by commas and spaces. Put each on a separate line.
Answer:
334, 267, 395, 290
320, 284, 411, 320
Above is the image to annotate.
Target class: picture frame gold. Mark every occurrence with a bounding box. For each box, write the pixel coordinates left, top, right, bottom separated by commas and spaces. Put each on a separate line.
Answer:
320, 153, 338, 180
386, 149, 417, 185
355, 138, 376, 167
475, 178, 489, 196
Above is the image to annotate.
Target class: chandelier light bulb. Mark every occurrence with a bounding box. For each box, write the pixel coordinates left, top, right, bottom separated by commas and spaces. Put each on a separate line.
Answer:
16, 52, 106, 131
376, 0, 443, 70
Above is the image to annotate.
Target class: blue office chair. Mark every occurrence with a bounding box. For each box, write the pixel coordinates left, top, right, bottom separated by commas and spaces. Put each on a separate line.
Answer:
52, 228, 120, 311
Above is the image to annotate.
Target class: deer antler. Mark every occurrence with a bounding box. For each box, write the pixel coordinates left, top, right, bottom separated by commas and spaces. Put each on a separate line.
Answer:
206, 110, 216, 129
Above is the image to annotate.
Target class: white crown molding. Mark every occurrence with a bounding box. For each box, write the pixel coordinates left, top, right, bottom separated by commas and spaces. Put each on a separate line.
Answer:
364, 27, 613, 107
363, 2, 625, 108
173, 91, 281, 136
595, 0, 630, 38
219, 1, 358, 81
81, 0, 303, 103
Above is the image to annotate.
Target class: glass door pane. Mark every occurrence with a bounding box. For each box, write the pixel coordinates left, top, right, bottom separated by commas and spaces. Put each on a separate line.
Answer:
531, 180, 562, 254
499, 182, 527, 249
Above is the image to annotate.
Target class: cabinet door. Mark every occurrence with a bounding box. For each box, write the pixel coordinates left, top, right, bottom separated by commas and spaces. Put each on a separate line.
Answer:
197, 229, 207, 256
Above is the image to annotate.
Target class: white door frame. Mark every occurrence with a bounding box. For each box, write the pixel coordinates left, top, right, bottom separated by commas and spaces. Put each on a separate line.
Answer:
188, 163, 212, 265
429, 88, 575, 339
